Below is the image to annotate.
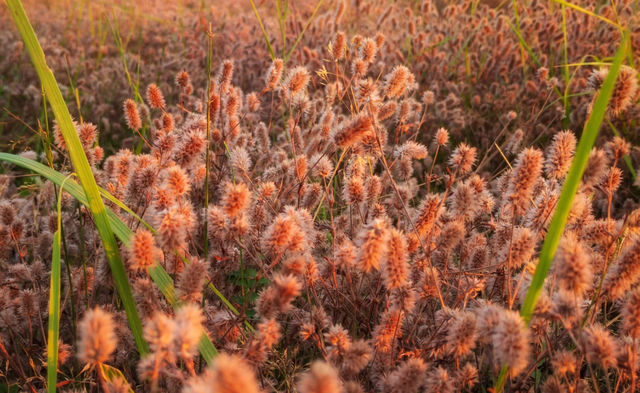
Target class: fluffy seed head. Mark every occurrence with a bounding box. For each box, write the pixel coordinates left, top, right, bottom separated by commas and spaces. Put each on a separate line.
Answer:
492, 309, 530, 376
183, 354, 260, 393
448, 142, 477, 173
582, 324, 618, 369
356, 219, 390, 272
285, 66, 311, 96
123, 99, 142, 131
146, 84, 166, 109
505, 147, 544, 216
298, 361, 340, 393
221, 182, 251, 218
383, 65, 413, 98
265, 58, 284, 90
128, 229, 158, 272
545, 131, 576, 180
176, 70, 190, 88
77, 308, 118, 365
555, 234, 592, 296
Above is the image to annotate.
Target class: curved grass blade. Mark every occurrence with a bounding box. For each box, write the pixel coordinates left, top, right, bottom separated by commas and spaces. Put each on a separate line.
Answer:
285, 0, 324, 63
5, 0, 148, 355
248, 0, 275, 60
99, 364, 134, 393
493, 33, 629, 393
46, 175, 73, 393
0, 153, 219, 364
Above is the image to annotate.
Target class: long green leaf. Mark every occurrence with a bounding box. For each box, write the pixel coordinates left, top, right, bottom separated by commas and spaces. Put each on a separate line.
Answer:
5, 0, 148, 355
494, 33, 629, 393
285, 0, 324, 62
248, 0, 275, 59
0, 153, 219, 364
46, 174, 74, 393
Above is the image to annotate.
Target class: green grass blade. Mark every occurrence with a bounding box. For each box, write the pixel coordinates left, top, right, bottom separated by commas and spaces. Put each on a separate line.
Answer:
494, 33, 628, 393
47, 230, 61, 393
0, 153, 219, 364
285, 0, 324, 63
549, 0, 617, 27
46, 174, 75, 393
248, 0, 275, 60
5, 0, 148, 356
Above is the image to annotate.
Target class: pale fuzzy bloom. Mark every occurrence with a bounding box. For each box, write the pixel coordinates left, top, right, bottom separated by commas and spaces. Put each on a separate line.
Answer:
438, 219, 465, 251
326, 324, 351, 364
434, 127, 449, 147
123, 99, 142, 131
418, 267, 440, 299
445, 311, 477, 358
351, 58, 368, 77
606, 136, 631, 163
319, 110, 334, 138
359, 38, 377, 63
378, 101, 398, 121
335, 240, 356, 270
175, 70, 190, 88
145, 312, 176, 353
599, 166, 622, 196
343, 176, 365, 205
217, 60, 234, 94
383, 65, 413, 98
554, 233, 592, 296
588, 66, 638, 116
157, 207, 188, 251
622, 286, 640, 338
582, 148, 609, 190
423, 90, 435, 106
302, 183, 322, 210
257, 318, 281, 349
128, 229, 158, 271
414, 194, 442, 236
503, 227, 536, 269
551, 350, 577, 376
425, 367, 454, 393
582, 324, 618, 369
372, 306, 401, 353
333, 113, 374, 148
262, 214, 300, 253
77, 308, 118, 365
333, 31, 346, 60
265, 58, 284, 90
173, 303, 205, 360
505, 128, 524, 155
176, 258, 210, 303
356, 219, 390, 273
282, 256, 306, 277
221, 182, 251, 218
146, 84, 165, 109
492, 309, 530, 376
105, 377, 132, 393
448, 142, 477, 173
165, 165, 191, 199
455, 363, 478, 390
604, 234, 640, 300
298, 361, 340, 393
545, 131, 576, 180
284, 66, 311, 96
395, 141, 427, 160
312, 155, 334, 179
615, 336, 638, 375
182, 354, 260, 393
342, 339, 371, 374
505, 148, 544, 216
256, 274, 302, 318
382, 229, 409, 290
384, 358, 427, 393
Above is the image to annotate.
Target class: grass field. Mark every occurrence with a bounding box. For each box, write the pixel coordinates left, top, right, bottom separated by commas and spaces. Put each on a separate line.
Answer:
0, 0, 639, 392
